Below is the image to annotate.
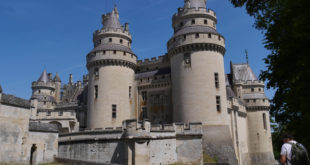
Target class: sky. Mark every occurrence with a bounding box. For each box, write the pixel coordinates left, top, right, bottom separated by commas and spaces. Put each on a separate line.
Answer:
0, 0, 275, 99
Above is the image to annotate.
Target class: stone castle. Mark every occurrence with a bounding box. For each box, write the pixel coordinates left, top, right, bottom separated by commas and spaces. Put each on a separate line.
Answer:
0, 0, 276, 164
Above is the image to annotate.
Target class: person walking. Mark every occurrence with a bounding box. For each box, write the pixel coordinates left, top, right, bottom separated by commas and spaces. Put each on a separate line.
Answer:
280, 134, 310, 165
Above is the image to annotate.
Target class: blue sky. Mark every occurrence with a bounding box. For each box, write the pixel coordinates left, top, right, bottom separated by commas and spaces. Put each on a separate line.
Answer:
0, 0, 274, 99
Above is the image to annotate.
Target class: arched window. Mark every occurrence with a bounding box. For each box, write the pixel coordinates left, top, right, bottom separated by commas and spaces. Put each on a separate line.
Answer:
263, 113, 267, 130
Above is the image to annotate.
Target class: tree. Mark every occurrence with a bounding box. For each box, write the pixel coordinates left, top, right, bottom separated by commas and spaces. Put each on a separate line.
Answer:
229, 0, 310, 154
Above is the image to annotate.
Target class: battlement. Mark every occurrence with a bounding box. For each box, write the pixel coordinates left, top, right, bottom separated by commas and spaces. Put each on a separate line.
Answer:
233, 80, 264, 86
94, 28, 131, 38
174, 8, 217, 20
32, 81, 56, 89
137, 55, 166, 65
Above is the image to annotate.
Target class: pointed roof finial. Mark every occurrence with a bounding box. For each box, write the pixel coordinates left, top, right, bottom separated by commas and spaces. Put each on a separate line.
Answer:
114, 4, 118, 14
53, 72, 61, 82
245, 49, 249, 64
37, 69, 49, 83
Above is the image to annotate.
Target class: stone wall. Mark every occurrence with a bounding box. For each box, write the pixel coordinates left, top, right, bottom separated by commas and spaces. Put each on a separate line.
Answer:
0, 93, 58, 165
57, 120, 203, 165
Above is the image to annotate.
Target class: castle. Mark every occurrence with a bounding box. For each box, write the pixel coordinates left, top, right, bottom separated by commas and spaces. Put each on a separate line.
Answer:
0, 0, 276, 164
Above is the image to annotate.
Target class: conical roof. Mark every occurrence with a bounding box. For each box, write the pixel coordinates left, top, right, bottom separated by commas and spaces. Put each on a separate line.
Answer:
53, 72, 61, 82
102, 7, 122, 30
37, 69, 49, 83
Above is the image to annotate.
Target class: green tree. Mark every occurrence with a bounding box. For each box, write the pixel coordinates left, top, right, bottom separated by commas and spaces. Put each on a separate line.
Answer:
229, 0, 310, 155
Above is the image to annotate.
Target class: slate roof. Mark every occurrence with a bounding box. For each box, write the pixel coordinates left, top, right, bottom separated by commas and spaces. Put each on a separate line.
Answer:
135, 68, 171, 79
102, 7, 122, 30
174, 26, 218, 38
37, 69, 49, 83
91, 44, 134, 54
243, 93, 268, 99
29, 122, 59, 133
231, 64, 258, 81
1, 93, 31, 109
189, 0, 206, 9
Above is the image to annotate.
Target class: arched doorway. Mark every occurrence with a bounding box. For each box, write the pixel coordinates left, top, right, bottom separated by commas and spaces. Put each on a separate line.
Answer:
30, 144, 37, 165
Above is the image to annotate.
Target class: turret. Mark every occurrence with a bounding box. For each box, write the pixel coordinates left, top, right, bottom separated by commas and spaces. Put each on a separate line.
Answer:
167, 1, 237, 164
86, 7, 137, 129
53, 72, 62, 103
230, 63, 275, 164
31, 69, 56, 110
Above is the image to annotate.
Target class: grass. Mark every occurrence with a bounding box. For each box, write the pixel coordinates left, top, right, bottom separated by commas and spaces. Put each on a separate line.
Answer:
203, 152, 218, 163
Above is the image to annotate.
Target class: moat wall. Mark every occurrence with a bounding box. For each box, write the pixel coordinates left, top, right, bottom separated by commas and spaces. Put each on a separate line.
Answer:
57, 120, 203, 165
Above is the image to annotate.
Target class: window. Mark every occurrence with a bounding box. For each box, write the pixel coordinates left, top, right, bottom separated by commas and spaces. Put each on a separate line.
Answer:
183, 35, 186, 40
263, 99, 266, 102
195, 33, 199, 38
184, 53, 191, 66
129, 86, 132, 98
120, 39, 123, 44
180, 22, 184, 27
259, 88, 262, 92
123, 52, 126, 56
173, 38, 176, 42
142, 107, 148, 119
218, 35, 221, 40
216, 96, 221, 112
59, 111, 63, 116
112, 104, 117, 119
113, 50, 116, 54
38, 90, 41, 94
142, 91, 147, 101
47, 111, 51, 116
251, 88, 255, 92
44, 101, 46, 105
208, 33, 212, 38
246, 99, 250, 103
94, 85, 98, 99
253, 99, 256, 103
94, 68, 99, 79
204, 20, 208, 24
109, 38, 112, 42
263, 113, 267, 130
103, 50, 106, 55
214, 73, 219, 88
191, 19, 195, 24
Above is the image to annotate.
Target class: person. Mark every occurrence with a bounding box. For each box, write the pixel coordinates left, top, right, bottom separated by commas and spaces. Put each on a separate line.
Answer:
280, 134, 310, 165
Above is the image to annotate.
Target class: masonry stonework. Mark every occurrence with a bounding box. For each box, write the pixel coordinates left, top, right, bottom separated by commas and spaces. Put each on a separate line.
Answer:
0, 0, 276, 164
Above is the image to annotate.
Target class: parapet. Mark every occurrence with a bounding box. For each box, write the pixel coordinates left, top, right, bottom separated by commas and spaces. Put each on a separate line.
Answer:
32, 81, 56, 90
137, 55, 167, 66
233, 80, 264, 86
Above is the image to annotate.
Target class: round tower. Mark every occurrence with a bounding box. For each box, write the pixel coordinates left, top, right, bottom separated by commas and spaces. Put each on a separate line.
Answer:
53, 72, 62, 104
31, 69, 56, 110
167, 1, 238, 164
231, 63, 275, 164
167, 0, 228, 125
87, 7, 137, 129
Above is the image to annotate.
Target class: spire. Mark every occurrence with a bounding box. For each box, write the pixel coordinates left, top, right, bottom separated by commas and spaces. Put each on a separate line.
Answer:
53, 72, 61, 82
102, 6, 122, 30
245, 49, 249, 64
37, 69, 49, 83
